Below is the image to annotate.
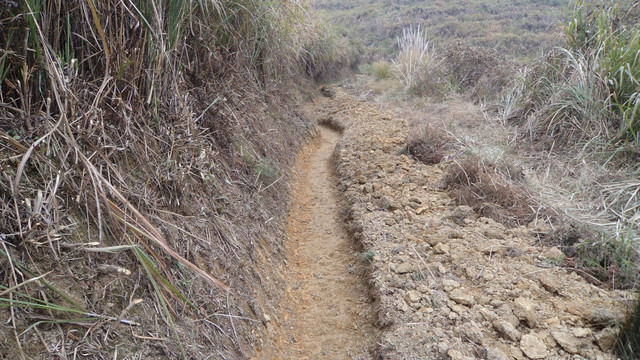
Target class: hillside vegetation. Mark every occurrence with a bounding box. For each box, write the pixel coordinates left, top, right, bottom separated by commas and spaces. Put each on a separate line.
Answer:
0, 1, 350, 358
315, 0, 570, 62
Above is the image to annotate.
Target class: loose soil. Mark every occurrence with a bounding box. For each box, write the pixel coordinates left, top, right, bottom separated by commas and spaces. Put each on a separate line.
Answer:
256, 126, 378, 359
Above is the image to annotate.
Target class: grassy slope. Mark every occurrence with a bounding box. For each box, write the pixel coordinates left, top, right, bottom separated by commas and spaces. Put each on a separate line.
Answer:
314, 0, 570, 62
0, 1, 345, 358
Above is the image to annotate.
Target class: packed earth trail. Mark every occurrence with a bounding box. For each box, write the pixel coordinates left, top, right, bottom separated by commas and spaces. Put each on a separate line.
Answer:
256, 126, 378, 359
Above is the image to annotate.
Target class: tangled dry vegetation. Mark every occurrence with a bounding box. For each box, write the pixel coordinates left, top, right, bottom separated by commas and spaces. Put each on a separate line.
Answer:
0, 0, 350, 358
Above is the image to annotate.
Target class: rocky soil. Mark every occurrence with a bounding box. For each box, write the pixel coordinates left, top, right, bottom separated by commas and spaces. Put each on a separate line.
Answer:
303, 87, 633, 360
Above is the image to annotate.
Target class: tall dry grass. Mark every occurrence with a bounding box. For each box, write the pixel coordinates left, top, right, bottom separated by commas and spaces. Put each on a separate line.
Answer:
392, 25, 440, 90
0, 0, 345, 357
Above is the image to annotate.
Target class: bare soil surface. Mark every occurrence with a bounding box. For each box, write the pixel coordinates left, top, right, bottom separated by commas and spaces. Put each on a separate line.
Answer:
255, 126, 378, 359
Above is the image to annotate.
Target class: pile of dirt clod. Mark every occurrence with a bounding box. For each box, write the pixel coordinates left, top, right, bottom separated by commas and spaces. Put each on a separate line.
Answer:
311, 87, 633, 360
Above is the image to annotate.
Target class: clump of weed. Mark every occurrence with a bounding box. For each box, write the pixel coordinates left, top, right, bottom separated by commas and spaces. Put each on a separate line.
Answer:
371, 60, 392, 80
440, 43, 515, 102
404, 125, 453, 165
360, 250, 376, 263
617, 300, 640, 359
443, 156, 536, 227
393, 25, 440, 90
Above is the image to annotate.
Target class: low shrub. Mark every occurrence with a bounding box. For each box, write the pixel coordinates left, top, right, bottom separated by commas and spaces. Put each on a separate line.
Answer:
440, 43, 515, 102
371, 60, 392, 80
404, 124, 453, 165
443, 156, 535, 227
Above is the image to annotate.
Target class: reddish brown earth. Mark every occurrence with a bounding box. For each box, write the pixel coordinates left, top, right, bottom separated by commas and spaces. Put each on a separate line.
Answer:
254, 126, 378, 359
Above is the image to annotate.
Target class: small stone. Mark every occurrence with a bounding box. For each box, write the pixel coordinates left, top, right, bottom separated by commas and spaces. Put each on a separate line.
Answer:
384, 218, 397, 226
551, 331, 582, 354
544, 246, 565, 260
372, 183, 382, 192
538, 274, 561, 293
486, 348, 509, 360
450, 205, 473, 226
595, 327, 618, 351
520, 334, 548, 359
484, 228, 505, 240
528, 221, 552, 235
263, 314, 271, 322
493, 319, 521, 342
589, 308, 624, 326
480, 307, 498, 322
544, 316, 560, 327
437, 263, 447, 274
434, 242, 450, 255
442, 279, 461, 292
450, 289, 475, 306
450, 304, 468, 314
437, 341, 450, 354
415, 206, 429, 215
447, 349, 468, 360
394, 262, 412, 274
513, 297, 538, 328
572, 327, 592, 338
407, 196, 421, 203
461, 322, 483, 344
406, 290, 421, 303
407, 201, 422, 210
495, 304, 520, 327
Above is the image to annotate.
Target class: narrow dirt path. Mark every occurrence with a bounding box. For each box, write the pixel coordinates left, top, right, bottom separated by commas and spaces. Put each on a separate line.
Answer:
271, 126, 377, 359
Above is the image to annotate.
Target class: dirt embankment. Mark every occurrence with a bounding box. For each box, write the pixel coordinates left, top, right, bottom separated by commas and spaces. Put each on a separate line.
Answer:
290, 87, 633, 359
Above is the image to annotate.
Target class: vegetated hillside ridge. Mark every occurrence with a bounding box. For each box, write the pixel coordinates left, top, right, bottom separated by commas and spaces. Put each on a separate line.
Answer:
0, 1, 349, 358
311, 87, 631, 359
314, 0, 569, 62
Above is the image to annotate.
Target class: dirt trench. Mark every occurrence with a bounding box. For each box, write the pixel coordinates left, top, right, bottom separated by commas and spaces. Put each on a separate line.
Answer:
256, 126, 378, 359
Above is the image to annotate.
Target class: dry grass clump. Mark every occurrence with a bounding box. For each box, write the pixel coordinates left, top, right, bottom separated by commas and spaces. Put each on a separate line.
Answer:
392, 25, 440, 90
371, 60, 392, 80
439, 43, 516, 101
404, 124, 453, 165
443, 156, 537, 227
